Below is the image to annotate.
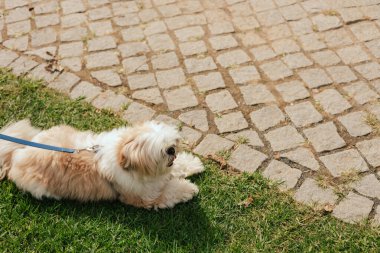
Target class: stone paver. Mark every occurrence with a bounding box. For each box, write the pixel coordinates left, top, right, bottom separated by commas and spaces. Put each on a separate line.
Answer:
320, 149, 369, 177
263, 160, 302, 191
294, 178, 338, 207
303, 122, 346, 153
332, 192, 374, 224
3, 0, 380, 224
227, 145, 267, 173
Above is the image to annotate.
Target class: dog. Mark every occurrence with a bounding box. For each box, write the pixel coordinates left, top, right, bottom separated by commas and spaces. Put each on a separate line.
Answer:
0, 120, 204, 209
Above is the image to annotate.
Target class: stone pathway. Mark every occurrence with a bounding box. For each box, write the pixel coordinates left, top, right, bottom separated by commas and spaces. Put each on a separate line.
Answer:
1, 0, 380, 225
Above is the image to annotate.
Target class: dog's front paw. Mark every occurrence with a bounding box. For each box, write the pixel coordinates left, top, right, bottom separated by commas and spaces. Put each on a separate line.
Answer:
155, 178, 199, 209
171, 152, 205, 178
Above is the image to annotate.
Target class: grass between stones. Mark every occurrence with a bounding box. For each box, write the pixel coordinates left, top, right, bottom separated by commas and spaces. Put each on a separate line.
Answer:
0, 69, 379, 252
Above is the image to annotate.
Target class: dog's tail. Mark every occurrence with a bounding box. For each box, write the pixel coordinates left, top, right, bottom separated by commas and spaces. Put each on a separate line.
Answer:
0, 119, 41, 179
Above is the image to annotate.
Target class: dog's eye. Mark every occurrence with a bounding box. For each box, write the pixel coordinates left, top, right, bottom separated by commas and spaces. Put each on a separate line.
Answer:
166, 147, 176, 155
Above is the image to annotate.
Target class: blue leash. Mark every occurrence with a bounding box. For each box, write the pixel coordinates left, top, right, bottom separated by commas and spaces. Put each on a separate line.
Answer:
0, 133, 77, 153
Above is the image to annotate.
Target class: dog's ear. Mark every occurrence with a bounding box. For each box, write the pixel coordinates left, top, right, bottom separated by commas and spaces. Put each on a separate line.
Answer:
117, 132, 156, 176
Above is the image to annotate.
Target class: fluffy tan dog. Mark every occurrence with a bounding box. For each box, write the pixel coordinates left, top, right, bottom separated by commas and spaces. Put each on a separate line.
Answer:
0, 120, 204, 209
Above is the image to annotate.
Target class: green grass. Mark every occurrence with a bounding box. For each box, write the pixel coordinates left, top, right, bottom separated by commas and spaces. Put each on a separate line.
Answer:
0, 69, 379, 252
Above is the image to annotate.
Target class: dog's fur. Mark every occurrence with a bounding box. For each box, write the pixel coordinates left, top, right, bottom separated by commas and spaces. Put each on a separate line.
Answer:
0, 120, 204, 209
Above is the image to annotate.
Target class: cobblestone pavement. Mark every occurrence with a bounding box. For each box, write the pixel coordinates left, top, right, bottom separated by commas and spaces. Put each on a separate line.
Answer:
1, 0, 380, 224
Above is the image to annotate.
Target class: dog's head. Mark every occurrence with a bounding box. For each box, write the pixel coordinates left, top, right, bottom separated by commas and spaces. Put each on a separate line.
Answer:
118, 121, 181, 176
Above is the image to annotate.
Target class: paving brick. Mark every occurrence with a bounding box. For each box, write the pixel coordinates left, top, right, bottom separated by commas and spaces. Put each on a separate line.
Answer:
240, 84, 276, 105
89, 20, 113, 36
122, 102, 156, 124
326, 66, 357, 84
121, 27, 144, 42
165, 14, 207, 30
156, 68, 186, 89
147, 34, 175, 51
7, 20, 31, 37
132, 88, 163, 105
282, 53, 313, 69
139, 9, 159, 23
60, 27, 88, 42
298, 68, 332, 88
260, 60, 293, 81
164, 86, 198, 111
229, 66, 260, 84
9, 57, 38, 76
85, 51, 120, 69
28, 63, 59, 83
127, 73, 157, 90
91, 70, 122, 87
250, 105, 285, 131
88, 6, 112, 21
250, 45, 276, 61
193, 72, 225, 92
5, 7, 31, 23
281, 147, 319, 171
321, 149, 369, 178
31, 28, 57, 47
214, 111, 248, 133
92, 90, 131, 112
206, 90, 238, 113
113, 14, 140, 27
25, 46, 57, 60
193, 134, 234, 156
174, 26, 204, 42
35, 1, 58, 14
310, 50, 341, 66
337, 45, 370, 64
111, 2, 139, 15
272, 39, 300, 54
314, 89, 351, 115
303, 122, 346, 153
285, 101, 323, 127
226, 130, 264, 147
227, 145, 267, 172
237, 31, 266, 47
263, 160, 302, 191
338, 7, 364, 23
264, 24, 292, 41
3, 36, 28, 51
280, 4, 307, 21
70, 81, 102, 102
333, 192, 373, 224
122, 56, 148, 74
232, 16, 260, 31
353, 174, 380, 199
5, 0, 28, 9
61, 0, 86, 15
61, 13, 87, 28
275, 80, 310, 103
349, 21, 380, 42
144, 21, 167, 36
209, 35, 238, 51
289, 18, 313, 35
365, 39, 380, 58
152, 52, 179, 70
58, 42, 83, 58
265, 125, 305, 151
323, 28, 353, 48
338, 111, 372, 137
180, 126, 202, 148
48, 72, 80, 94
343, 81, 379, 105
88, 36, 117, 52
35, 14, 60, 28
298, 33, 326, 51
355, 62, 380, 81
179, 110, 209, 132
216, 49, 250, 68
158, 4, 181, 18
312, 14, 342, 31
208, 21, 234, 35
60, 57, 82, 72
250, 0, 276, 12
356, 138, 380, 168
294, 178, 338, 207
256, 9, 285, 26
118, 42, 150, 58
179, 41, 207, 56
184, 57, 217, 74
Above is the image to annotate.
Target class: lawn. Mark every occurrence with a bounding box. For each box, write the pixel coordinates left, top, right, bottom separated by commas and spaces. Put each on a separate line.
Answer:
0, 69, 379, 252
